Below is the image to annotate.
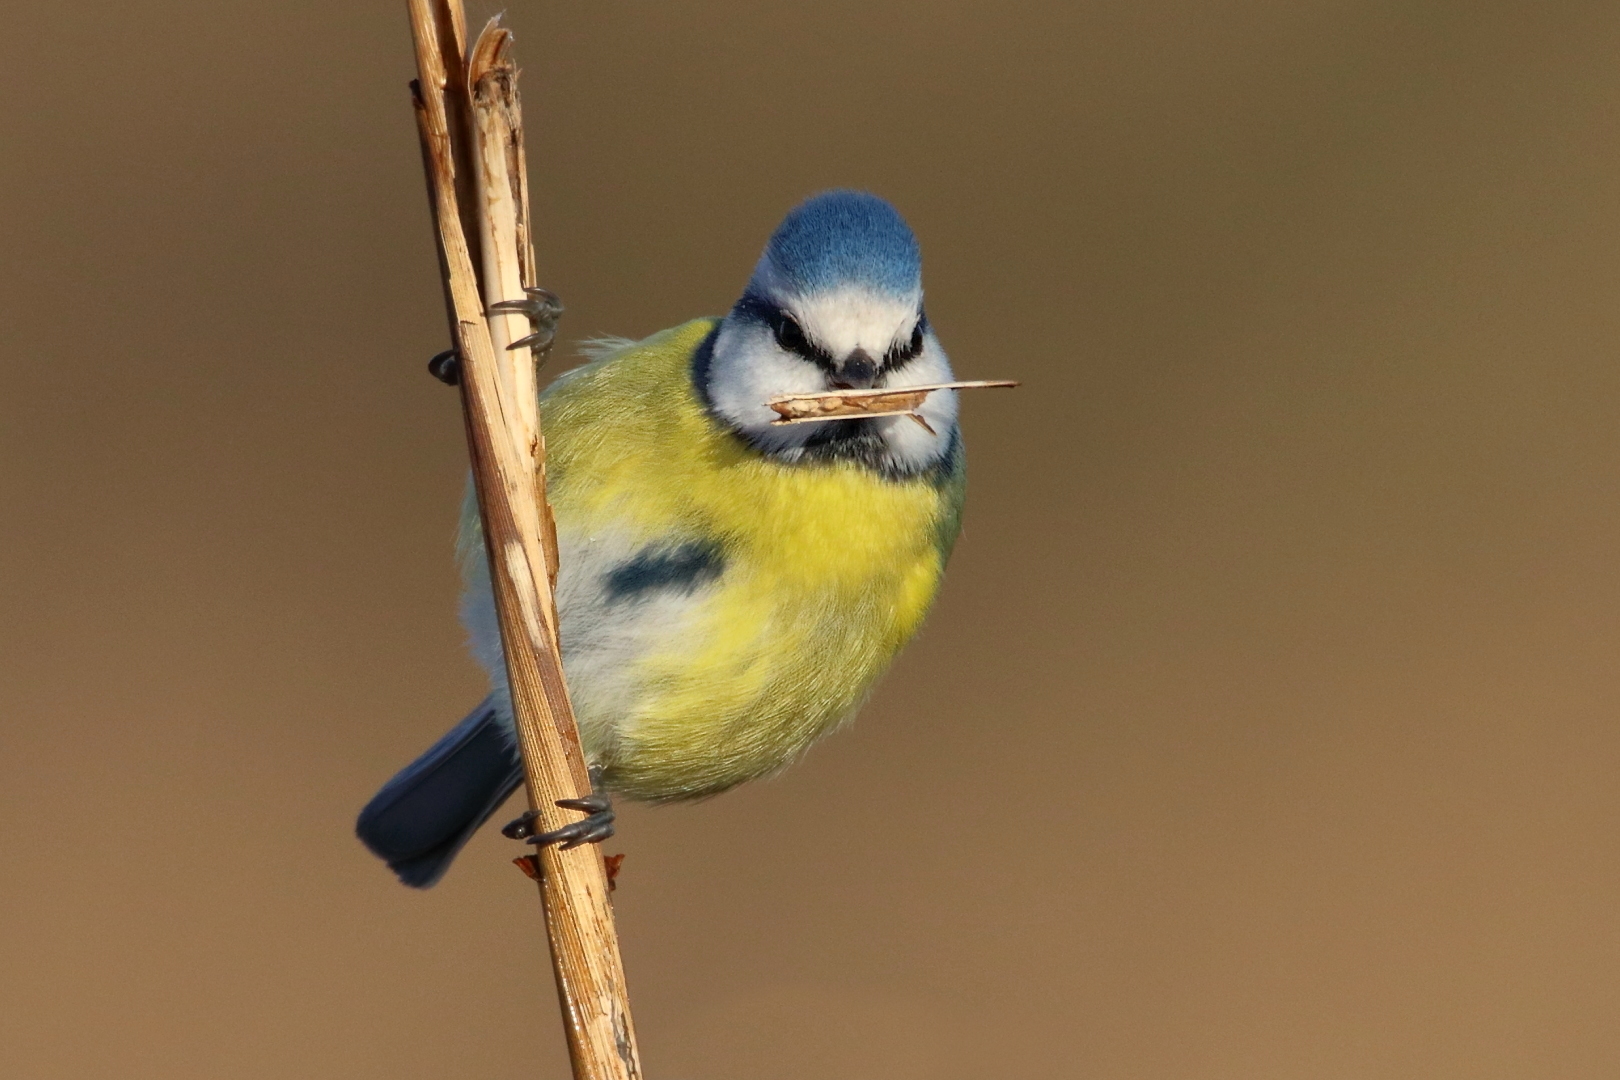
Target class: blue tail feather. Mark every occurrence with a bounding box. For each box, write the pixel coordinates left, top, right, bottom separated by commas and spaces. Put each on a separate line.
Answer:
356, 696, 524, 888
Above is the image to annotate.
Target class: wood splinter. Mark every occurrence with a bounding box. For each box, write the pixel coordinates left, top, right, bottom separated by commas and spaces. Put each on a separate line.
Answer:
766, 379, 1019, 433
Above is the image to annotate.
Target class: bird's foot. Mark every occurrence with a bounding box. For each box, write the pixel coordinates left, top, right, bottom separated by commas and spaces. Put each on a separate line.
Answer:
488, 286, 565, 354
502, 790, 614, 851
427, 288, 561, 385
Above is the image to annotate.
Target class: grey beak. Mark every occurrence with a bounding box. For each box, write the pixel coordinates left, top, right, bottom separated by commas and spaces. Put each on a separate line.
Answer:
833, 348, 878, 390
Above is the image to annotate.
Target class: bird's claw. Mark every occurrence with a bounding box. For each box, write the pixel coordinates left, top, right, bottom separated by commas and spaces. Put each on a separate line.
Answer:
506, 327, 557, 353
501, 791, 614, 851
428, 288, 561, 383
489, 287, 564, 355
488, 286, 563, 320
501, 808, 541, 840
428, 349, 461, 385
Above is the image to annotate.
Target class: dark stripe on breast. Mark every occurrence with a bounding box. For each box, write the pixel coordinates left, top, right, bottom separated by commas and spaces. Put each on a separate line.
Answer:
604, 541, 726, 601
688, 321, 722, 412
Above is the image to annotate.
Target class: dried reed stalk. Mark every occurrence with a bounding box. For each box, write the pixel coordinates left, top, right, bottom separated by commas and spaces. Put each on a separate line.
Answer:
405, 2, 641, 1077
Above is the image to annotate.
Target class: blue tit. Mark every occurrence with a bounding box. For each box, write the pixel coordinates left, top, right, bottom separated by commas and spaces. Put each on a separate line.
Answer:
357, 190, 967, 887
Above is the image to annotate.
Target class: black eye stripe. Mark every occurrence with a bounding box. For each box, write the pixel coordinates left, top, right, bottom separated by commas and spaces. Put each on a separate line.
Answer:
731, 293, 924, 373
774, 313, 840, 369
883, 314, 928, 369
772, 312, 829, 363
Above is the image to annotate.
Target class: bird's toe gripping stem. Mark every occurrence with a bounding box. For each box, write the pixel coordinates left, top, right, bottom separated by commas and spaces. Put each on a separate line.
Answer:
501, 769, 614, 851
488, 286, 565, 354
427, 287, 564, 387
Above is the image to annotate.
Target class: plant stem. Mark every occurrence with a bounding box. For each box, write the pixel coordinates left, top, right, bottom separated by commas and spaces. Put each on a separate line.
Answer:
404, 3, 642, 1077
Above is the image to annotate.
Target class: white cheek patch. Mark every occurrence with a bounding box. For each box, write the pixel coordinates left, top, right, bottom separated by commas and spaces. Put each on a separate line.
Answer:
877, 334, 959, 471
706, 320, 827, 456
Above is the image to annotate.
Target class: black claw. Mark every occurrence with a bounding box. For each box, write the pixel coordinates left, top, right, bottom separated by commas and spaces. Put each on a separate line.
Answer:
488, 286, 564, 319
502, 808, 541, 840
556, 815, 615, 851
507, 329, 557, 352
555, 793, 611, 814
488, 286, 564, 357
534, 805, 616, 851
428, 349, 461, 385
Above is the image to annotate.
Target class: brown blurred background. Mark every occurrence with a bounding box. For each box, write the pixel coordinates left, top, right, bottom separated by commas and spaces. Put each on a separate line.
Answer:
3, 1, 1619, 1077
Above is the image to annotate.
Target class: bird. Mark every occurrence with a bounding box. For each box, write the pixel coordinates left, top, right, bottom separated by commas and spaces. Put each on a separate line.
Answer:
356, 189, 968, 887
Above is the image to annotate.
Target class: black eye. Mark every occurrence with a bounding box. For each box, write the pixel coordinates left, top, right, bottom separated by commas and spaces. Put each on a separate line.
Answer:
774, 314, 809, 355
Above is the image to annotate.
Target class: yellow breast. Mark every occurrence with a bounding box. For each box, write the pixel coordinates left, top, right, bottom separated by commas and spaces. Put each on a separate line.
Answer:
540, 319, 963, 800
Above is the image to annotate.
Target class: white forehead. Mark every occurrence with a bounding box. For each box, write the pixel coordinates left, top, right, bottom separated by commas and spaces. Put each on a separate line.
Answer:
785, 285, 923, 357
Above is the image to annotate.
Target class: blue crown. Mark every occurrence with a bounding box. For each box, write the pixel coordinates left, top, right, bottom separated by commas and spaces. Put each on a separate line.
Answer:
762, 190, 922, 297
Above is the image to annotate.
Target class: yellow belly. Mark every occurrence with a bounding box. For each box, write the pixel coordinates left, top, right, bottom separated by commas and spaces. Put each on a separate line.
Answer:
538, 319, 963, 800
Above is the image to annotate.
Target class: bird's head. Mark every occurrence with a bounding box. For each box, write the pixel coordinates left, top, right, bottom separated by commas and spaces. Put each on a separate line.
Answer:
701, 190, 957, 474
